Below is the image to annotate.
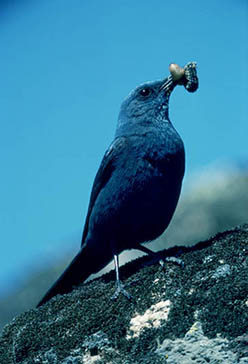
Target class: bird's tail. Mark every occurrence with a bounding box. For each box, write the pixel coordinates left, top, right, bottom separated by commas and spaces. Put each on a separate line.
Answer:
37, 240, 113, 307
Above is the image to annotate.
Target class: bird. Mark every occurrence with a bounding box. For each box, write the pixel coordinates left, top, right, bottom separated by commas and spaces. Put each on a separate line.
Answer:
37, 62, 198, 307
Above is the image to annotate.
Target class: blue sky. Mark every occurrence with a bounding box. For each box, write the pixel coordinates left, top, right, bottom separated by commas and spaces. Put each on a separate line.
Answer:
0, 0, 247, 294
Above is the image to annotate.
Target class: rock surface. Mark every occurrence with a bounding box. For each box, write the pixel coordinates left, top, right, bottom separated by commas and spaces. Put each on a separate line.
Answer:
0, 225, 248, 363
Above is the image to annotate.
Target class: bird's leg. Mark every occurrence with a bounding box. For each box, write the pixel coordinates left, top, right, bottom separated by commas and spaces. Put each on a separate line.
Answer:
137, 245, 184, 268
111, 254, 133, 301
137, 245, 165, 267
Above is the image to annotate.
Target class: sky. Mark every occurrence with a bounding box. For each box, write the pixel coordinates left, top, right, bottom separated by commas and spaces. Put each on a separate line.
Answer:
0, 0, 247, 295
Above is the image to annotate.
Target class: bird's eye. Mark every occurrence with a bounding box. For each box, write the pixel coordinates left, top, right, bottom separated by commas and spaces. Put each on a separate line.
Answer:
139, 88, 151, 97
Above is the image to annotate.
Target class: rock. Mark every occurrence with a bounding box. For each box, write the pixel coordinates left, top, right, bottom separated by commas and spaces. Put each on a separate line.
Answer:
156, 322, 243, 364
0, 224, 248, 363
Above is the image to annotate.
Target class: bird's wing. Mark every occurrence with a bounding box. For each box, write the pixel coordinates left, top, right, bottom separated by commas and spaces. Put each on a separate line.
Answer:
81, 137, 127, 246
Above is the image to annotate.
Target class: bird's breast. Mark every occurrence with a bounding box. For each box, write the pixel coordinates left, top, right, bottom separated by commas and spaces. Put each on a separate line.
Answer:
133, 125, 185, 178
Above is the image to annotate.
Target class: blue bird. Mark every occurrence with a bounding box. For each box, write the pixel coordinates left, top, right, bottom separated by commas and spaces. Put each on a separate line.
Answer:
37, 63, 198, 306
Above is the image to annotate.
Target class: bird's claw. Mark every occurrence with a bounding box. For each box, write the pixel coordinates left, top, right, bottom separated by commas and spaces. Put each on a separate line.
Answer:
111, 280, 133, 301
163, 256, 184, 268
142, 252, 184, 269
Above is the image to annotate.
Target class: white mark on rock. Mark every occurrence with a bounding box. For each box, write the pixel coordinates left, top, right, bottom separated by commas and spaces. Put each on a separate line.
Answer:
127, 300, 171, 339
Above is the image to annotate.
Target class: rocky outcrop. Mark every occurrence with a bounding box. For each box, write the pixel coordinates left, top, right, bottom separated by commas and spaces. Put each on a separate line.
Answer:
1, 224, 248, 363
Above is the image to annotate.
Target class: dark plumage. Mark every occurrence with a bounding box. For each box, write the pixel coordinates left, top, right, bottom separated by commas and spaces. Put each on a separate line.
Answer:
37, 63, 198, 306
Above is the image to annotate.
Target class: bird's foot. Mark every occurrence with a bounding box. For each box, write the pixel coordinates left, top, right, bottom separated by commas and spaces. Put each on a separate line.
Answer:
140, 250, 184, 269
141, 252, 165, 267
111, 280, 133, 301
161, 256, 184, 268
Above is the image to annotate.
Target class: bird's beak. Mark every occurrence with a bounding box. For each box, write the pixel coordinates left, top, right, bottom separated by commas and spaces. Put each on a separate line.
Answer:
159, 75, 177, 96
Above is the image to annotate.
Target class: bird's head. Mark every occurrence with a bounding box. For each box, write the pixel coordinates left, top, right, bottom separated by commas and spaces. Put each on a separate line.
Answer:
115, 77, 175, 137
115, 62, 198, 138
